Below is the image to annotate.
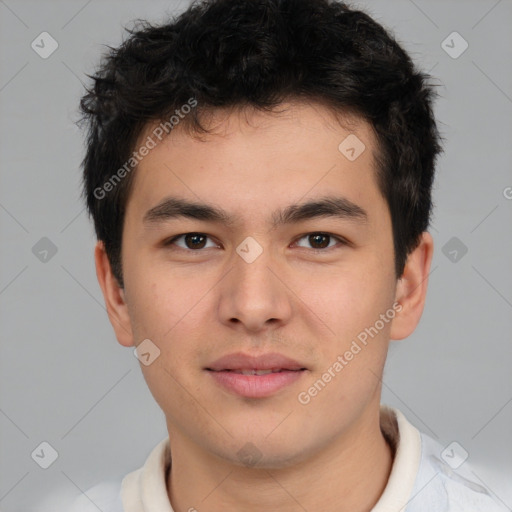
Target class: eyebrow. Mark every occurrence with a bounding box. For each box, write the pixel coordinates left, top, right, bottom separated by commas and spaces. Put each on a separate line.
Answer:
142, 195, 368, 229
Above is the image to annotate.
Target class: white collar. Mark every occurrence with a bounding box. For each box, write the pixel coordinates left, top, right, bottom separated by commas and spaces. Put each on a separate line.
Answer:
371, 406, 422, 511
120, 406, 421, 511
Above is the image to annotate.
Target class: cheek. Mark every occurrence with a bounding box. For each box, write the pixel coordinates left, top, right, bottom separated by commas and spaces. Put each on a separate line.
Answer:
126, 273, 209, 369
125, 283, 169, 340
299, 273, 394, 409
124, 256, 190, 340
308, 264, 394, 336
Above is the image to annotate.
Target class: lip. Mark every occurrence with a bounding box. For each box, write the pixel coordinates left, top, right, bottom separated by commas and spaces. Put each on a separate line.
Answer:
206, 352, 306, 372
205, 352, 307, 398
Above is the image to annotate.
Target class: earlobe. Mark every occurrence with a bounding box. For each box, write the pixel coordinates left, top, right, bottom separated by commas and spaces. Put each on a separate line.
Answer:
94, 241, 135, 347
390, 232, 434, 340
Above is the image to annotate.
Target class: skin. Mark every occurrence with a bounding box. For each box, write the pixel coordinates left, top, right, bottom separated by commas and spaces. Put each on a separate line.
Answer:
95, 100, 433, 512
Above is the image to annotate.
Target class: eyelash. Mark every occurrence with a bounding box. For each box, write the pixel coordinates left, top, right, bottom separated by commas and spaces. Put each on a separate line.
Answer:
163, 232, 348, 253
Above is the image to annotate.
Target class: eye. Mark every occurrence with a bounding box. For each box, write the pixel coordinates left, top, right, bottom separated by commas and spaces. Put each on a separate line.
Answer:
164, 232, 219, 251
293, 232, 346, 251
163, 232, 347, 252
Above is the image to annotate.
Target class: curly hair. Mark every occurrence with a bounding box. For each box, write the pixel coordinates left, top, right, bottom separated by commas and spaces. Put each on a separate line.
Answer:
79, 0, 443, 288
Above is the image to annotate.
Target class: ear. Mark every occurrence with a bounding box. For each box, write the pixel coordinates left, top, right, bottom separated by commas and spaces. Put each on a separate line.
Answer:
390, 232, 434, 340
94, 240, 134, 347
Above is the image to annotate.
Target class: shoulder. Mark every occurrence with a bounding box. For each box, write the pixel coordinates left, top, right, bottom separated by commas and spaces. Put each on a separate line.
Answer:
408, 432, 508, 512
68, 479, 124, 512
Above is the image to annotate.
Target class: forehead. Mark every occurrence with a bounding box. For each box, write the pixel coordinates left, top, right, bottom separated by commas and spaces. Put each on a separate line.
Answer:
126, 101, 384, 225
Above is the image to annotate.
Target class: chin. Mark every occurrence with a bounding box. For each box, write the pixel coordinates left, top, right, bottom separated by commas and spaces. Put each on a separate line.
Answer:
209, 432, 318, 471
226, 446, 307, 470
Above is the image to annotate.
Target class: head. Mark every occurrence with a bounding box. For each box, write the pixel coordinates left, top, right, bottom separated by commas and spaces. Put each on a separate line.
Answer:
81, 0, 442, 468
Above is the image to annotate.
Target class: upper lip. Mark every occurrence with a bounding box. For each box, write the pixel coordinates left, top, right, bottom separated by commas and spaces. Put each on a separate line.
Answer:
206, 352, 306, 371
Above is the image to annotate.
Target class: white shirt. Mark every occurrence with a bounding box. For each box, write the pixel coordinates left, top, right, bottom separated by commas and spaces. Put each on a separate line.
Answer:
70, 406, 507, 511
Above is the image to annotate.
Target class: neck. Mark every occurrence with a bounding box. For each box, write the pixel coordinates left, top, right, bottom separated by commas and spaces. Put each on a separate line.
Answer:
167, 404, 393, 512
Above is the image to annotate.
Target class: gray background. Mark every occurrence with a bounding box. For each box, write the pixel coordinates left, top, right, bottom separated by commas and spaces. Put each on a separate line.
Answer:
0, 0, 511, 510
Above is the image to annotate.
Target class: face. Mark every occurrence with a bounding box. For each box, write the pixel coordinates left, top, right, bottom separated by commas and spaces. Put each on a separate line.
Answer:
97, 101, 430, 468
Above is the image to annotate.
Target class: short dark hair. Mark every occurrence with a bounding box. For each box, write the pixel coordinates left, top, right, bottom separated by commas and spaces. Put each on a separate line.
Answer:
79, 0, 443, 288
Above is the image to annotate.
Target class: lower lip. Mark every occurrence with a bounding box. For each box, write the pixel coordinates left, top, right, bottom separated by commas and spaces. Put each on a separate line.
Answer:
207, 370, 305, 398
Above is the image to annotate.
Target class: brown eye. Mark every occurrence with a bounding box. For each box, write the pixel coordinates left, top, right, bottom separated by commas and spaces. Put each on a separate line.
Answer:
294, 232, 345, 251
165, 233, 217, 250
183, 233, 207, 249
308, 234, 330, 249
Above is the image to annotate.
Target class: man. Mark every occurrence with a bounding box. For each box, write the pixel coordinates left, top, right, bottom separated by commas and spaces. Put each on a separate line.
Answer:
72, 0, 506, 510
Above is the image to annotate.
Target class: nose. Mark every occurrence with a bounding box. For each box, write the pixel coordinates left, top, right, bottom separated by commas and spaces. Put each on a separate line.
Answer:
217, 241, 293, 334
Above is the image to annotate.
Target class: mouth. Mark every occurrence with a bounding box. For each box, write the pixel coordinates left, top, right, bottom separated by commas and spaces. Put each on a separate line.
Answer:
210, 368, 305, 375
205, 352, 308, 398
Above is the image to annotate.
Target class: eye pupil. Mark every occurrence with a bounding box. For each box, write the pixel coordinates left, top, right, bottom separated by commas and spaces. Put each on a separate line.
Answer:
185, 233, 207, 249
309, 234, 329, 249
172, 232, 338, 252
